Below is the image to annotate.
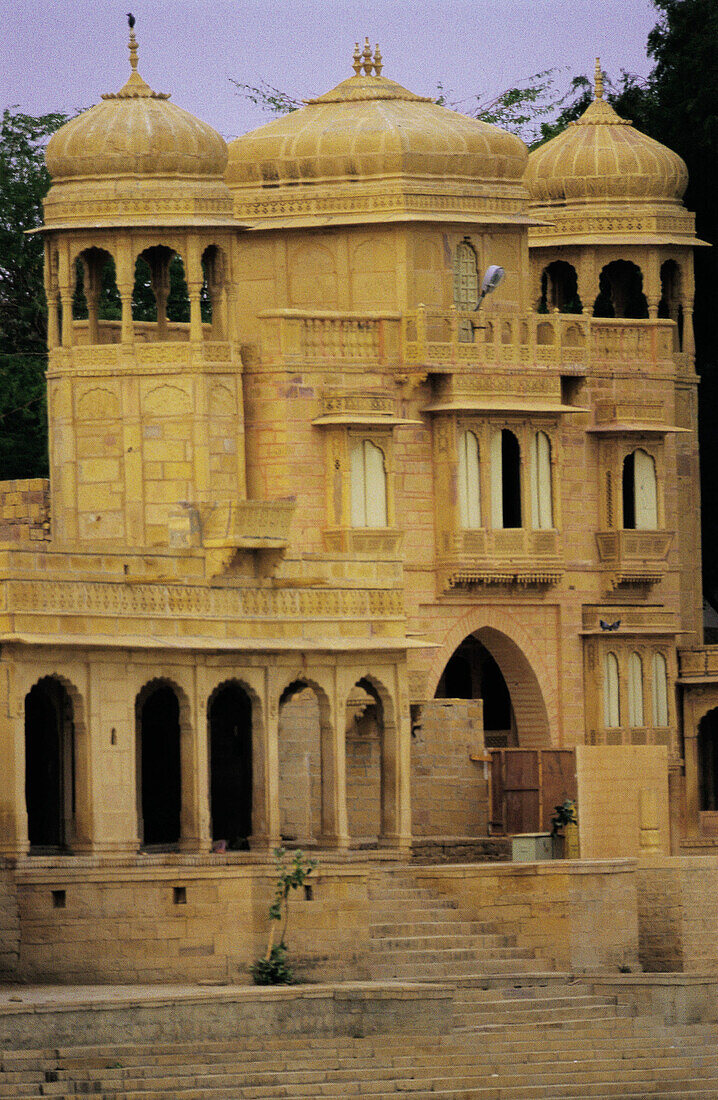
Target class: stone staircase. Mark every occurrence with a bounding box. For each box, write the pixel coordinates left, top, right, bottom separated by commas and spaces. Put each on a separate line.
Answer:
1, 865, 718, 1098
367, 871, 545, 979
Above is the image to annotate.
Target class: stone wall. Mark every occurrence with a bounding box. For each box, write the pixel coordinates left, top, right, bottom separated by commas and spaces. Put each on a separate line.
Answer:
0, 868, 19, 976
0, 479, 50, 543
413, 860, 639, 973
278, 689, 322, 844
411, 698, 487, 837
575, 745, 670, 858
637, 856, 718, 972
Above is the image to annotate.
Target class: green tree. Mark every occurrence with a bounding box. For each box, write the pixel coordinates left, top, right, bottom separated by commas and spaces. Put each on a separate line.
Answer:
0, 107, 68, 479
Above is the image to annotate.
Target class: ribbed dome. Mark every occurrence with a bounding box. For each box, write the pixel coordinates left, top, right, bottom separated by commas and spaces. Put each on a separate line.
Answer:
46, 84, 227, 182
226, 72, 527, 188
43, 27, 232, 228
525, 92, 688, 205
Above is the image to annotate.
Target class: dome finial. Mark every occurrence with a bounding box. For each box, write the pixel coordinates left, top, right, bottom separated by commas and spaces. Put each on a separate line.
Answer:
362, 37, 373, 75
373, 44, 383, 77
352, 41, 362, 75
127, 13, 139, 73
594, 57, 604, 100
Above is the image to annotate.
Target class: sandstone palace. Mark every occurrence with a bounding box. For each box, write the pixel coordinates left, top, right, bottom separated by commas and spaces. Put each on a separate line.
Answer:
1, 29, 717, 983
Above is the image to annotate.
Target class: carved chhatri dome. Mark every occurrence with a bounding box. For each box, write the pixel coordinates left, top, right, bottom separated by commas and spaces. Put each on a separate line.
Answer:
525, 59, 688, 204
226, 40, 529, 224
44, 22, 231, 227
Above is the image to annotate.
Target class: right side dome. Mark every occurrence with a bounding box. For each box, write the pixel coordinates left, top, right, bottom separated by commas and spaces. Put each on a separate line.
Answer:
525, 63, 688, 205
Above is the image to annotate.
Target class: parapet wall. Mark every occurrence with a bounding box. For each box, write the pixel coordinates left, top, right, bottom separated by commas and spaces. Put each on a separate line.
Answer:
0, 479, 50, 543
411, 699, 487, 837
637, 855, 718, 973
0, 869, 19, 977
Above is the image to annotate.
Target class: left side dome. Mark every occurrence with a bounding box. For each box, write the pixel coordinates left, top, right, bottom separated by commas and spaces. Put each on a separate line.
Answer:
44, 22, 231, 228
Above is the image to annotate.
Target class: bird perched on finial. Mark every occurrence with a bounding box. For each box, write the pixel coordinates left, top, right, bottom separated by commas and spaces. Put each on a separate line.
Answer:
127, 12, 135, 29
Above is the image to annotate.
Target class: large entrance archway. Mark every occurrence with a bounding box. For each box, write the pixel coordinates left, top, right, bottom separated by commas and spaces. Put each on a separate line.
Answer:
208, 682, 253, 848
137, 682, 182, 847
434, 627, 549, 748
25, 678, 75, 851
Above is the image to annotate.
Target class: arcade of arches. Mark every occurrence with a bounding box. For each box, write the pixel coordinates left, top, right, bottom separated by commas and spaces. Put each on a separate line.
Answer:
19, 662, 409, 856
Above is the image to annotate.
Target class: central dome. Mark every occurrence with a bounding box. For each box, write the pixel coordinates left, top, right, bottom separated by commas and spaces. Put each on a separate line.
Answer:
226, 43, 529, 224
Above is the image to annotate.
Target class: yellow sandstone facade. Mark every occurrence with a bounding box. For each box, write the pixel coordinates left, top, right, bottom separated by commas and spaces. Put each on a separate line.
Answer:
1, 29, 716, 923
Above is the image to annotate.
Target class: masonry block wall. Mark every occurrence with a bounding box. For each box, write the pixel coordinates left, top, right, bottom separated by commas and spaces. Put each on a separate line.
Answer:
0, 480, 50, 543
0, 870, 19, 976
576, 745, 671, 858
637, 857, 718, 972
411, 699, 487, 836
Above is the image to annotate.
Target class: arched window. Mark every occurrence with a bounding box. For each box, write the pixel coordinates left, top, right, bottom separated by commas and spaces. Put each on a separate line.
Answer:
25, 679, 75, 850
458, 430, 481, 528
453, 240, 479, 342
652, 653, 669, 727
350, 439, 387, 527
538, 261, 582, 314
593, 260, 648, 319
603, 653, 620, 729
137, 683, 181, 847
491, 429, 522, 529
623, 449, 658, 529
530, 430, 553, 529
627, 652, 644, 728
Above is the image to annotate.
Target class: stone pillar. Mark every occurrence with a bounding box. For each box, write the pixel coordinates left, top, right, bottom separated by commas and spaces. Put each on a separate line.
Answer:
251, 668, 281, 850
320, 676, 349, 848
116, 244, 135, 345
644, 255, 661, 320
682, 301, 695, 357
179, 682, 206, 852
84, 256, 101, 345
0, 669, 29, 859
188, 283, 203, 343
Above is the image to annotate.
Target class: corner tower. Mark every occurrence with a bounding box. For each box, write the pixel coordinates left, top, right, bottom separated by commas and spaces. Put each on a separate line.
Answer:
42, 22, 241, 548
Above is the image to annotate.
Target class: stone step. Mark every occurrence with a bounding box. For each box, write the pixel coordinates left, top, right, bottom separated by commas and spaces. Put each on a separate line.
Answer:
369, 919, 500, 937
369, 932, 518, 951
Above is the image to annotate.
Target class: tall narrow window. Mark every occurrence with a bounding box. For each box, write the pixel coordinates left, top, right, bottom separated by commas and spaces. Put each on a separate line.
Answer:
623, 449, 658, 529
530, 430, 553, 529
453, 240, 479, 342
652, 652, 669, 727
603, 652, 620, 729
458, 430, 481, 528
627, 652, 644, 728
350, 439, 387, 527
491, 429, 522, 529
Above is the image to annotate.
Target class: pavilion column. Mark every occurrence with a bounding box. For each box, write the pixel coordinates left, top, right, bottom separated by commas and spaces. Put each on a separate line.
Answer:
379, 664, 412, 850
682, 300, 695, 357
188, 283, 203, 343
0, 674, 29, 858
84, 257, 101, 345
180, 674, 211, 853
250, 669, 281, 850
645, 255, 661, 320
320, 674, 349, 849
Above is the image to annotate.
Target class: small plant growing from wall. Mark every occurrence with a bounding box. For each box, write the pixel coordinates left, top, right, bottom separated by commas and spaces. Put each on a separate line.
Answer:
251, 847, 316, 985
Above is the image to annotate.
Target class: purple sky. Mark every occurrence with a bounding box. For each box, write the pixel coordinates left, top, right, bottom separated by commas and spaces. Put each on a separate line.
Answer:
6, 0, 659, 140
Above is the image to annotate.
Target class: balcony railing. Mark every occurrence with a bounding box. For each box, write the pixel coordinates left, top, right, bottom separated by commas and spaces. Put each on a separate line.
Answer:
439, 527, 562, 588
678, 647, 718, 681
49, 339, 235, 372
596, 529, 673, 586
258, 310, 401, 365
202, 499, 295, 549
401, 309, 678, 372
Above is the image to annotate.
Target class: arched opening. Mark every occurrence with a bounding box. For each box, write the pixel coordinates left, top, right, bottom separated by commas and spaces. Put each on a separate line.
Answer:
72, 248, 122, 344
132, 247, 191, 340
627, 652, 644, 728
698, 709, 718, 811
659, 259, 683, 350
436, 634, 515, 747
623, 449, 658, 530
137, 683, 182, 847
25, 678, 75, 851
530, 430, 553, 529
491, 429, 522, 529
593, 260, 648, 319
208, 682, 253, 849
538, 261, 582, 314
350, 438, 388, 527
458, 429, 481, 529
278, 680, 324, 845
603, 653, 621, 729
345, 678, 385, 844
453, 239, 479, 342
201, 245, 227, 339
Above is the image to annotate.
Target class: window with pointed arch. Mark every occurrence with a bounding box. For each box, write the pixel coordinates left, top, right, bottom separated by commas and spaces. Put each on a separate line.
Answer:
453, 240, 479, 342
652, 652, 669, 727
603, 652, 621, 729
623, 449, 658, 529
350, 438, 388, 527
490, 428, 522, 529
458, 429, 481, 528
627, 652, 644, 728
530, 430, 553, 529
